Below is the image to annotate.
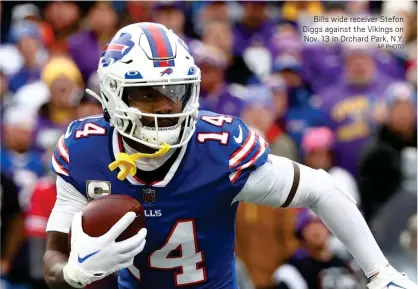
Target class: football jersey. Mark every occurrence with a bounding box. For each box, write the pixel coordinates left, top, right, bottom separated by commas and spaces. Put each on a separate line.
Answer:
51, 111, 270, 289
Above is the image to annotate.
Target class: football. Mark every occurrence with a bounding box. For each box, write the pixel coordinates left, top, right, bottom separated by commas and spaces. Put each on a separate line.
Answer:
70, 195, 145, 246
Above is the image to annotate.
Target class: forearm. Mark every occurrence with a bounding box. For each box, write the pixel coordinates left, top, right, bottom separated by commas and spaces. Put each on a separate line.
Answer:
236, 155, 389, 277
44, 250, 74, 289
289, 163, 388, 277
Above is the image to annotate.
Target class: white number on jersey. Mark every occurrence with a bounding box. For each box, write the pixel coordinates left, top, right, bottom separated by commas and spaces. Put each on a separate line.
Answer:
197, 132, 229, 145
149, 220, 206, 286
75, 123, 106, 139
201, 115, 233, 127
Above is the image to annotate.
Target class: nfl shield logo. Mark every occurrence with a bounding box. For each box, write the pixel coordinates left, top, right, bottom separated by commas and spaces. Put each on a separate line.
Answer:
143, 189, 156, 203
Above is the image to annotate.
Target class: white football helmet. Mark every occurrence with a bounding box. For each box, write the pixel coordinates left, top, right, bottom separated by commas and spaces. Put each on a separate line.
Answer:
92, 22, 200, 150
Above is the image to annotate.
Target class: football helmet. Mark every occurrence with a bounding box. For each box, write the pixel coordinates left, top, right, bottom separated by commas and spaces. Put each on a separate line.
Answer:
90, 22, 200, 150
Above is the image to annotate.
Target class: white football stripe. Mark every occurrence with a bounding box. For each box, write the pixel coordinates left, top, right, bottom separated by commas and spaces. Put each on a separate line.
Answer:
52, 155, 69, 176
229, 135, 268, 183
229, 130, 256, 168
58, 136, 69, 163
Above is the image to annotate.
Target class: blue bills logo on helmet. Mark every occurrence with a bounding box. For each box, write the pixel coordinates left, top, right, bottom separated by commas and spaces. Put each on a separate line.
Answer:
101, 33, 135, 67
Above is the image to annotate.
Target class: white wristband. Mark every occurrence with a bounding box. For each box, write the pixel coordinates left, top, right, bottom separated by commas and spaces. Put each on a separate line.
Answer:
63, 264, 84, 288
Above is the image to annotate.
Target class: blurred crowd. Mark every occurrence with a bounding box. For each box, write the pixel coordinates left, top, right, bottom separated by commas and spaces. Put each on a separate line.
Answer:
0, 1, 417, 289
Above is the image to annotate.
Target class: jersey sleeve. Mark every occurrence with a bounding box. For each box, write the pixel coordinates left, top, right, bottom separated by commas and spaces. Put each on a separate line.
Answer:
224, 118, 271, 188
46, 176, 88, 233
50, 120, 76, 185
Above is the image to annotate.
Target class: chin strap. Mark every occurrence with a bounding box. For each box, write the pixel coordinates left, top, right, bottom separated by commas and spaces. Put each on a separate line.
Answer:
109, 142, 171, 181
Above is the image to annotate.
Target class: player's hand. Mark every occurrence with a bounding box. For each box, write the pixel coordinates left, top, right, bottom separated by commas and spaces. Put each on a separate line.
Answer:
367, 265, 418, 289
63, 211, 147, 288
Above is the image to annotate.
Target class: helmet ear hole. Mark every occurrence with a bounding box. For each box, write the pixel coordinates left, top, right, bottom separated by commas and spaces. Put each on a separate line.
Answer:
103, 109, 111, 122
101, 92, 109, 102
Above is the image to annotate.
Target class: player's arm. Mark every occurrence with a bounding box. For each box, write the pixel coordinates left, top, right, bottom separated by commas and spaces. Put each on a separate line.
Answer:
234, 155, 417, 289
44, 176, 147, 288
44, 231, 73, 289
45, 129, 147, 288
44, 176, 87, 289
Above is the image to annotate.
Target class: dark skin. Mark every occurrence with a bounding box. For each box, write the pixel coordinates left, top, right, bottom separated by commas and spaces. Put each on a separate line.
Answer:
43, 86, 184, 288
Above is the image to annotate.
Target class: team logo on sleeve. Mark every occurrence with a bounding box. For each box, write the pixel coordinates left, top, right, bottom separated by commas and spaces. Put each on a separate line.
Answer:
143, 188, 156, 203
101, 33, 135, 67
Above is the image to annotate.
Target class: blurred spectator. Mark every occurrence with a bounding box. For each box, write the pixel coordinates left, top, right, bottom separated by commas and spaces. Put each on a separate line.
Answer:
241, 84, 297, 160
358, 82, 417, 221
25, 175, 56, 289
201, 20, 254, 85
68, 2, 119, 84
236, 203, 299, 289
301, 127, 360, 203
192, 43, 245, 117
1, 173, 26, 288
301, 3, 345, 93
0, 4, 43, 78
12, 81, 50, 112
344, 1, 370, 15
75, 93, 103, 119
193, 1, 230, 37
201, 20, 234, 56
302, 42, 343, 93
382, 0, 417, 65
233, 2, 275, 55
319, 45, 395, 176
274, 55, 313, 105
152, 2, 189, 44
11, 3, 55, 50
369, 190, 417, 283
125, 2, 153, 23
7, 21, 47, 94
271, 55, 326, 148
0, 44, 24, 77
281, 1, 323, 22
406, 62, 417, 88
36, 57, 83, 151
272, 209, 359, 289
43, 1, 81, 53
270, 22, 302, 60
0, 71, 12, 105
11, 3, 40, 25
1, 106, 45, 206
400, 214, 417, 258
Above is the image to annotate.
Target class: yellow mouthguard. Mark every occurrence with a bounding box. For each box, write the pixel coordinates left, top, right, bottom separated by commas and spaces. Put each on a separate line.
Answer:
109, 142, 171, 181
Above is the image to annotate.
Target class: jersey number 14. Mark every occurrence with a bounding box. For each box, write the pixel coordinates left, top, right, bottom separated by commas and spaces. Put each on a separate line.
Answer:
128, 115, 233, 285
129, 220, 206, 286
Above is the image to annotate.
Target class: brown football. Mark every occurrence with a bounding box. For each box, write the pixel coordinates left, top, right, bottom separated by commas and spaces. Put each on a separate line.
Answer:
69, 195, 145, 248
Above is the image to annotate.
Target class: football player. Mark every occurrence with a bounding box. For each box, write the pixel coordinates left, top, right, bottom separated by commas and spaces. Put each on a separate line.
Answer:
43, 23, 417, 289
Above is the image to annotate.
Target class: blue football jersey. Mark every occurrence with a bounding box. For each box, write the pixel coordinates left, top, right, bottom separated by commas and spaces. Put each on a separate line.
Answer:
51, 111, 270, 289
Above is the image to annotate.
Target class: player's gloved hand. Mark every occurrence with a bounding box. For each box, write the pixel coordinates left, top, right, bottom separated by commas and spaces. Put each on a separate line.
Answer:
367, 265, 418, 289
63, 211, 147, 288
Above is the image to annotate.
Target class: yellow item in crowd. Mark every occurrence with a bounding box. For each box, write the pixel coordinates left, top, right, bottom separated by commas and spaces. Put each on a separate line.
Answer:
41, 57, 83, 88
282, 1, 323, 21
109, 142, 171, 180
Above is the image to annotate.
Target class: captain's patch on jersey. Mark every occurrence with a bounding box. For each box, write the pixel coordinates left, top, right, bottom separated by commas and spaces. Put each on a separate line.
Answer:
86, 180, 111, 200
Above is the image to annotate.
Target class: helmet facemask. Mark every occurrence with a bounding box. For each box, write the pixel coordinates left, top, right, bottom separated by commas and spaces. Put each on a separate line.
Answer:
100, 74, 200, 150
